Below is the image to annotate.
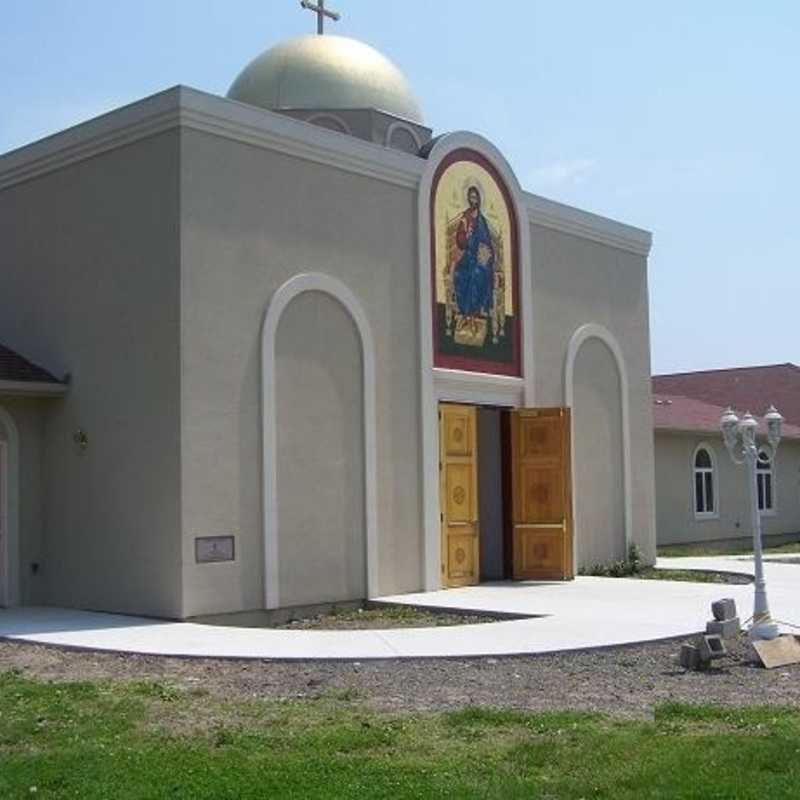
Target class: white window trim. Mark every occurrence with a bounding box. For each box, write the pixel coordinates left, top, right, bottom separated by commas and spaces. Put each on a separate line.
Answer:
692, 442, 719, 520
757, 448, 777, 517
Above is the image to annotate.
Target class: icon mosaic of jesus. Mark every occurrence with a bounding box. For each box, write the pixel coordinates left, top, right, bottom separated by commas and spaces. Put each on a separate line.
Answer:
450, 185, 495, 344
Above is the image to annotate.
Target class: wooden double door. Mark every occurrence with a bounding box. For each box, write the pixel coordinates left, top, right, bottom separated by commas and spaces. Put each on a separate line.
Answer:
439, 404, 573, 587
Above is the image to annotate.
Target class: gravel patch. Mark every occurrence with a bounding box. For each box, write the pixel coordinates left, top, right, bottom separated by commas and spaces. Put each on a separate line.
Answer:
2, 635, 799, 720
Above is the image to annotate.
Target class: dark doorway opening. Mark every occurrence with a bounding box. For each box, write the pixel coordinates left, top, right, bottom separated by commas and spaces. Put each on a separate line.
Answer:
477, 406, 513, 581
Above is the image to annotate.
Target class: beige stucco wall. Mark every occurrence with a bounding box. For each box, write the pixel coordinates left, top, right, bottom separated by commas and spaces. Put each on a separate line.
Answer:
179, 128, 422, 617
655, 431, 800, 546
528, 223, 657, 565
0, 132, 183, 617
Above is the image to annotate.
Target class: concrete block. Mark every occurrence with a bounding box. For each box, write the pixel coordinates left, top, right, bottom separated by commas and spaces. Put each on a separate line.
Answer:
706, 617, 741, 639
679, 644, 701, 670
697, 634, 727, 661
711, 598, 737, 622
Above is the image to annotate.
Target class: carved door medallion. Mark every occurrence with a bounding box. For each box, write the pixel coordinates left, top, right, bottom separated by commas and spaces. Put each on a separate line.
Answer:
439, 403, 479, 587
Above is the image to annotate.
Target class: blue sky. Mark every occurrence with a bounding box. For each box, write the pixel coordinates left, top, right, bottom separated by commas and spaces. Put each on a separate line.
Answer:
2, 1, 798, 375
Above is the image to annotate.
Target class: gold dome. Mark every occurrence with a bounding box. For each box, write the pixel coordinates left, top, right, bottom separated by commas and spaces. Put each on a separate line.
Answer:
227, 35, 424, 124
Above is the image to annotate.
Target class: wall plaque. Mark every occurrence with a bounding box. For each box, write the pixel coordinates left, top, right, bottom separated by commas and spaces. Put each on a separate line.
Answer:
195, 535, 235, 564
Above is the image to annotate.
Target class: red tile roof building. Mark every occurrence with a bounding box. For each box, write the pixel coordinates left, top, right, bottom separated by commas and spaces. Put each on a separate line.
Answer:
652, 392, 800, 441
653, 364, 800, 427
652, 364, 800, 547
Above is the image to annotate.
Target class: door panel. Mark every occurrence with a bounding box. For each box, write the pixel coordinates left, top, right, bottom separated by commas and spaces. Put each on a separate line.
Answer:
511, 408, 573, 580
440, 404, 479, 587
518, 464, 563, 523
444, 463, 475, 522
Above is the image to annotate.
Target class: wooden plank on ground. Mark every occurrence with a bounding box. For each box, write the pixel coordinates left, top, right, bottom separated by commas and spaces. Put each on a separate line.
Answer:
752, 635, 800, 669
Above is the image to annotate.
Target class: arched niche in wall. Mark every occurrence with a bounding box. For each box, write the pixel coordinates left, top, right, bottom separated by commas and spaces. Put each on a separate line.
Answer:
261, 273, 378, 610
385, 122, 421, 155
306, 113, 352, 135
565, 324, 632, 571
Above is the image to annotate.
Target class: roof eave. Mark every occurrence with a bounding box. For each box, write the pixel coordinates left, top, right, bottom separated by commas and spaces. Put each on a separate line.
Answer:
654, 425, 800, 442
0, 380, 68, 397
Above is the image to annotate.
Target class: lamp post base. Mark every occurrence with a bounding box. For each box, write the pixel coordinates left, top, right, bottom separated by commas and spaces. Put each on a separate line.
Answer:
749, 618, 780, 641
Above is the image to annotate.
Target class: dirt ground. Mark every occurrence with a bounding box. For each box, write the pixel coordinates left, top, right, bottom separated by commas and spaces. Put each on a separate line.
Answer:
3, 634, 799, 720
275, 606, 499, 629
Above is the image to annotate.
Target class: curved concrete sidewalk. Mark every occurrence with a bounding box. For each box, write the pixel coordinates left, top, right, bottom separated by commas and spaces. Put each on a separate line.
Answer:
0, 556, 795, 660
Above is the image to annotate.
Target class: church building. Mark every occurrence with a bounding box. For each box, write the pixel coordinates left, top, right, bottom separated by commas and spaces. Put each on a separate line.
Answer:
0, 18, 656, 619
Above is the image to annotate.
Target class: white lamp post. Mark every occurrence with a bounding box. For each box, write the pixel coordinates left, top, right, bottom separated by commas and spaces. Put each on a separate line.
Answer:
720, 405, 783, 640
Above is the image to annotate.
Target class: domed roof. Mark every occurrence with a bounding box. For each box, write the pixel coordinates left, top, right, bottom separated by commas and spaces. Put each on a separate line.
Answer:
227, 35, 424, 124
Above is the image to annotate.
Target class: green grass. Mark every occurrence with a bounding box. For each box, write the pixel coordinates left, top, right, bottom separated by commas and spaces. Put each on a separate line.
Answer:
2, 671, 800, 798
658, 539, 800, 558
633, 567, 750, 584
279, 604, 493, 629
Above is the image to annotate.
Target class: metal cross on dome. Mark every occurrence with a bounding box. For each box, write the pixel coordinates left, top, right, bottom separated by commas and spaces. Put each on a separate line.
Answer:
300, 0, 341, 35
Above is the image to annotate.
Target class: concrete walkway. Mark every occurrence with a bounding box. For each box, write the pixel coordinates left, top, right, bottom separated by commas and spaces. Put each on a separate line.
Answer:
0, 556, 795, 660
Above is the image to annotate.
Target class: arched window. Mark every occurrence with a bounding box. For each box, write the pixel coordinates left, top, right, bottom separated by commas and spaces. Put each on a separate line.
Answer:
693, 446, 716, 516
757, 449, 775, 513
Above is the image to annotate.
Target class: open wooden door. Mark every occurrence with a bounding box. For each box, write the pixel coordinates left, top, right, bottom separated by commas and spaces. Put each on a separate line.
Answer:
439, 404, 479, 587
511, 408, 573, 581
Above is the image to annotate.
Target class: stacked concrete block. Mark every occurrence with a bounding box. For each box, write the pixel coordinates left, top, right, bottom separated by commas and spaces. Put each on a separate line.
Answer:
697, 633, 727, 661
679, 598, 739, 670
679, 634, 727, 670
679, 643, 701, 670
706, 598, 740, 640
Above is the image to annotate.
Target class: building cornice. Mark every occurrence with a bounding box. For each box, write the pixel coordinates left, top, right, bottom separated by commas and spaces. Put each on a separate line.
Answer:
0, 89, 184, 192
0, 85, 652, 255
178, 91, 424, 189
0, 86, 425, 193
525, 192, 652, 257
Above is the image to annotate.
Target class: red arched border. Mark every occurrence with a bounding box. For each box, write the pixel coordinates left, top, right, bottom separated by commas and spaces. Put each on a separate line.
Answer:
429, 148, 522, 377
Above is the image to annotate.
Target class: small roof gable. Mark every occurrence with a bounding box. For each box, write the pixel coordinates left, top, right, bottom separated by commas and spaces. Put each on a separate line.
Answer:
653, 364, 800, 426
0, 343, 62, 385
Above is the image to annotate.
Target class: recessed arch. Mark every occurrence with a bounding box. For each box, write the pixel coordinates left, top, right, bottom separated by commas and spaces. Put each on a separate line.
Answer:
261, 273, 377, 609
564, 323, 632, 570
385, 121, 421, 154
306, 113, 352, 136
0, 404, 20, 607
